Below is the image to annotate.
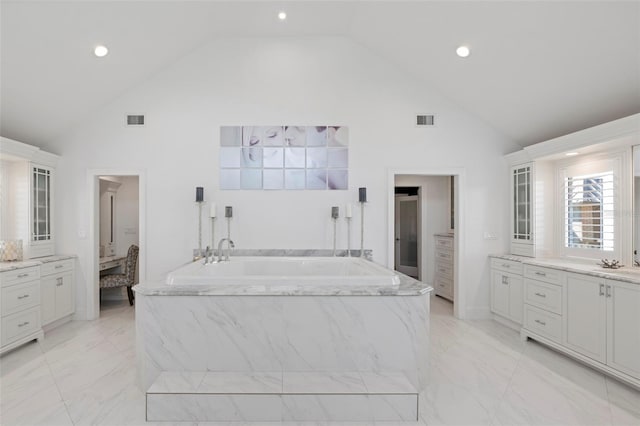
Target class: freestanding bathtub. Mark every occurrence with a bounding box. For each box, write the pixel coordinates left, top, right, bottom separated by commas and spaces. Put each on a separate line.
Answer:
135, 256, 432, 422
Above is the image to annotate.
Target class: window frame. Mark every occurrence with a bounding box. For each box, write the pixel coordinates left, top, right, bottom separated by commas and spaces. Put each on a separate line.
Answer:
556, 153, 624, 261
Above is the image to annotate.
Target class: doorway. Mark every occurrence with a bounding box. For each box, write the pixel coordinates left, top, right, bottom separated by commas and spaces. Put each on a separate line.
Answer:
388, 169, 465, 319
87, 169, 146, 320
98, 176, 139, 309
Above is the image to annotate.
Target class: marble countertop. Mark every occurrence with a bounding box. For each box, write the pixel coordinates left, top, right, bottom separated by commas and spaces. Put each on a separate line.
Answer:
134, 270, 432, 297
490, 254, 640, 285
0, 254, 76, 272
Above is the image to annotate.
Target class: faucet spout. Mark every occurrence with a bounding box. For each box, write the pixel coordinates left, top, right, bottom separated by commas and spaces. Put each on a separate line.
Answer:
217, 238, 235, 262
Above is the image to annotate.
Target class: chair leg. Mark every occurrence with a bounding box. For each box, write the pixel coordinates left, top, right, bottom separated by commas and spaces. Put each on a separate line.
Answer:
126, 286, 134, 306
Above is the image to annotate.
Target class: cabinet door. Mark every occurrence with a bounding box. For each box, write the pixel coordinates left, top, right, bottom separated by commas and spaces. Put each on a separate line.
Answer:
511, 165, 532, 243
491, 270, 510, 318
508, 274, 524, 324
41, 276, 56, 326
564, 273, 606, 363
54, 273, 74, 319
607, 280, 640, 379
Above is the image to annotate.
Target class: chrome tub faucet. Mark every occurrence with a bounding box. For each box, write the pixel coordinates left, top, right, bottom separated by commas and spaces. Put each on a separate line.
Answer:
217, 238, 235, 262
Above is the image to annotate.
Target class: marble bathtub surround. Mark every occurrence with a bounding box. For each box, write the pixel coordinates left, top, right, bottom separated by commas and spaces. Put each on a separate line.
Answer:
136, 255, 431, 422
490, 254, 640, 285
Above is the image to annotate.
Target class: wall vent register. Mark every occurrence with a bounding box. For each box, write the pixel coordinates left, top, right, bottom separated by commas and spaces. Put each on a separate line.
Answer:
416, 115, 435, 126
126, 115, 145, 126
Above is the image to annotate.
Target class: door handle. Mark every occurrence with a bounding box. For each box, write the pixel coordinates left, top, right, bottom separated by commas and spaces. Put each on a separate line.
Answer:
606, 285, 611, 298
599, 284, 605, 296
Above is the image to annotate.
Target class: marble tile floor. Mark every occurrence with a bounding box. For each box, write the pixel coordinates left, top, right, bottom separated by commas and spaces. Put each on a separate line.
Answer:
1, 296, 639, 426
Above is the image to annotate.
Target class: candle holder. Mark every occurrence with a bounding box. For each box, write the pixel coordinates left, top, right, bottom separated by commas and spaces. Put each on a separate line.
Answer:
225, 206, 233, 241
359, 188, 367, 258
346, 217, 352, 257
194, 187, 205, 260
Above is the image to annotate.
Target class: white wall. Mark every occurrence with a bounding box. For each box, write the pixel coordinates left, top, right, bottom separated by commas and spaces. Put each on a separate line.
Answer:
47, 36, 518, 319
395, 175, 450, 286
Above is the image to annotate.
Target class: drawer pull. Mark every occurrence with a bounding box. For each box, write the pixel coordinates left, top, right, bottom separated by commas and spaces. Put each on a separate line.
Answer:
534, 271, 547, 277
606, 285, 611, 298
55, 265, 64, 269
17, 294, 30, 299
502, 263, 511, 268
534, 319, 546, 326
534, 292, 546, 298
18, 321, 30, 328
599, 284, 605, 296
17, 273, 29, 278
56, 277, 63, 287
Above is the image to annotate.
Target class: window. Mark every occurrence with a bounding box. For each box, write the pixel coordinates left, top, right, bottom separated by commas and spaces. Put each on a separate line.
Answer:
559, 156, 620, 259
565, 172, 614, 251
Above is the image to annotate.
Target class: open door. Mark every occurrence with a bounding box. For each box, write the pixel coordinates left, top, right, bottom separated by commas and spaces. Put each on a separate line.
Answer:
395, 195, 419, 278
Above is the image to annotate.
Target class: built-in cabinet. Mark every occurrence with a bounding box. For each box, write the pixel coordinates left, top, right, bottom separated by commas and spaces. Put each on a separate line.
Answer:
1, 258, 75, 354
0, 137, 58, 259
490, 257, 640, 388
490, 258, 523, 325
433, 234, 454, 301
510, 163, 535, 257
0, 266, 43, 353
564, 273, 640, 379
40, 259, 74, 326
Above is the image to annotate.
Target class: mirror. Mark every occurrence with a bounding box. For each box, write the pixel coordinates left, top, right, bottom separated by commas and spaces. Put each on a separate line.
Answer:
634, 146, 640, 266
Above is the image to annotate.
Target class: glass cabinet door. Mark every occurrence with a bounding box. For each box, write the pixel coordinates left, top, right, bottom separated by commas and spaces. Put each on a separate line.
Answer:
513, 165, 531, 241
32, 166, 51, 242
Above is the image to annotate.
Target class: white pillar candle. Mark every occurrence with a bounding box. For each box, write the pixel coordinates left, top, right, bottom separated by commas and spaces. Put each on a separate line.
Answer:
345, 203, 353, 218
209, 203, 217, 218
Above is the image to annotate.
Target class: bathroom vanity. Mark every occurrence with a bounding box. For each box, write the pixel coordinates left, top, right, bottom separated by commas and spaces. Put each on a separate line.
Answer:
134, 256, 432, 422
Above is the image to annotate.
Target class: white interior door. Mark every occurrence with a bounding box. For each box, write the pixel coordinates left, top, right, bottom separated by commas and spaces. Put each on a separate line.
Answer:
395, 195, 419, 278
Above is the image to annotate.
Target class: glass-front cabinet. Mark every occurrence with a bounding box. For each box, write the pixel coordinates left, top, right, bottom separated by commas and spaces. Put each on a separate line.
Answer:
510, 163, 535, 257
30, 164, 54, 257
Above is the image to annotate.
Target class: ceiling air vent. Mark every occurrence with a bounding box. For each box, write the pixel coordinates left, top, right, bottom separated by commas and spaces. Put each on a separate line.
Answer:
127, 115, 145, 126
416, 114, 435, 127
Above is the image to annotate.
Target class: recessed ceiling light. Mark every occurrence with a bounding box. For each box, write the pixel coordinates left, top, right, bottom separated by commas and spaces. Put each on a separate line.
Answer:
94, 45, 109, 57
278, 11, 287, 20
456, 45, 470, 58
565, 152, 579, 156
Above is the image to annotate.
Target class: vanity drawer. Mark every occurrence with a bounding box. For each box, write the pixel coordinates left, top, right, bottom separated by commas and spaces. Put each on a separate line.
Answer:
1, 306, 41, 346
491, 258, 523, 275
435, 236, 453, 250
435, 262, 453, 279
524, 304, 562, 344
434, 275, 453, 298
0, 267, 40, 288
2, 280, 40, 317
435, 249, 453, 263
524, 265, 563, 285
41, 259, 74, 277
525, 279, 562, 315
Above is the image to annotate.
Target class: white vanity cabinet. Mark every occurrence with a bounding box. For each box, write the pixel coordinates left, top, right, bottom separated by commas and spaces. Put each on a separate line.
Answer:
564, 273, 607, 362
40, 259, 75, 327
0, 266, 44, 353
433, 234, 454, 301
490, 258, 523, 325
564, 273, 640, 379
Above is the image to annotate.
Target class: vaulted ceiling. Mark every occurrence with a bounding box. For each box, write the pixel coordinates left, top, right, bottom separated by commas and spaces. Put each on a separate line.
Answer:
2, 1, 639, 148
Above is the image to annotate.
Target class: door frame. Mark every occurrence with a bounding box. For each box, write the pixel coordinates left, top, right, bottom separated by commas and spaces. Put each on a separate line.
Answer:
87, 169, 146, 320
388, 168, 466, 319
394, 193, 421, 279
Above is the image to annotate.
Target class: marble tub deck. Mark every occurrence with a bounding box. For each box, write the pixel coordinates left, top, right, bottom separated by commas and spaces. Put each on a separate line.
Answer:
1, 297, 639, 425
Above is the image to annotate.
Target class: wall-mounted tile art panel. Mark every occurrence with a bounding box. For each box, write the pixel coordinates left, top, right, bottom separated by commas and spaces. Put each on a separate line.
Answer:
220, 126, 348, 190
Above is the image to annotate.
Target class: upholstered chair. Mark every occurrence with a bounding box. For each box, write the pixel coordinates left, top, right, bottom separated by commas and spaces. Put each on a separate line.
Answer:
99, 244, 139, 306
